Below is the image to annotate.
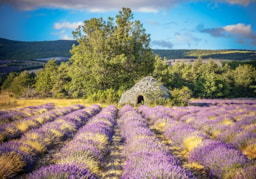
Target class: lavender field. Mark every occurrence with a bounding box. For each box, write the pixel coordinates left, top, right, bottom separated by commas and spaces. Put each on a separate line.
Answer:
0, 100, 256, 179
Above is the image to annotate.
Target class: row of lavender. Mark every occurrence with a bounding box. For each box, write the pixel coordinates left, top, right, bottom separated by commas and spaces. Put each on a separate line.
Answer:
190, 99, 256, 106
1, 102, 255, 178
0, 104, 83, 143
0, 103, 55, 116
25, 105, 118, 179
154, 104, 256, 159
0, 104, 101, 178
0, 103, 55, 124
119, 105, 194, 178
139, 105, 256, 178
179, 105, 256, 159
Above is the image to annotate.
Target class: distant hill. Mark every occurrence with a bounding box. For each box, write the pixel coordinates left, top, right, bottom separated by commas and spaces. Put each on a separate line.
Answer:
1, 38, 256, 61
154, 49, 256, 60
0, 38, 77, 60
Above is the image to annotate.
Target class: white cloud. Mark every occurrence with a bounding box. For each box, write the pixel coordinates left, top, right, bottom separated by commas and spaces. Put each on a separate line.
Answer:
175, 31, 201, 47
53, 21, 81, 40
61, 34, 73, 40
201, 23, 252, 37
200, 23, 256, 45
54, 30, 74, 40
223, 23, 251, 36
54, 21, 83, 30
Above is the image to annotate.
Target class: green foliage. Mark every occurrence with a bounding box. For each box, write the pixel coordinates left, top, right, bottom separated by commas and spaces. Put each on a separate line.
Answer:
69, 8, 154, 97
148, 97, 172, 106
232, 64, 256, 97
9, 71, 35, 97
152, 57, 256, 99
153, 55, 170, 85
87, 88, 123, 103
199, 72, 230, 98
1, 72, 18, 90
35, 60, 58, 97
52, 62, 71, 98
222, 60, 256, 69
170, 86, 192, 106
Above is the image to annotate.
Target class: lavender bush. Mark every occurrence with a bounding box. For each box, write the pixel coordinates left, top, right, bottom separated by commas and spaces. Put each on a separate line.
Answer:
120, 105, 194, 179
0, 104, 101, 178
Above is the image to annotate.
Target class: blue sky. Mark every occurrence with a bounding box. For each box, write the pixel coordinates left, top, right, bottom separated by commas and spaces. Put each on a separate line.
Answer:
0, 0, 255, 50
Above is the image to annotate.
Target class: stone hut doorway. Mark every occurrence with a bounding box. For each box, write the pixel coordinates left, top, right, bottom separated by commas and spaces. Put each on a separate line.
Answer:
137, 95, 144, 104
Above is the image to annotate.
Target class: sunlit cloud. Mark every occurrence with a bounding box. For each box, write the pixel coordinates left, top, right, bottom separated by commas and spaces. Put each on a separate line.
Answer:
199, 23, 256, 45
222, 0, 254, 6
54, 21, 82, 40
223, 23, 251, 36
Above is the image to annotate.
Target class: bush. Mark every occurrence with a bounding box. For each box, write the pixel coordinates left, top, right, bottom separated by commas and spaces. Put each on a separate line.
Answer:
87, 88, 123, 104
170, 86, 192, 106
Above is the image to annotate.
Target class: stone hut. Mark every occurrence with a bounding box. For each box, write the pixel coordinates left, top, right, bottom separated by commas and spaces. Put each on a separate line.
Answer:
118, 76, 170, 105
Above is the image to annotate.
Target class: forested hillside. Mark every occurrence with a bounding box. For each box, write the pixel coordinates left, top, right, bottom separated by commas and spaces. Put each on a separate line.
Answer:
154, 49, 256, 60
1, 38, 256, 61
0, 38, 77, 60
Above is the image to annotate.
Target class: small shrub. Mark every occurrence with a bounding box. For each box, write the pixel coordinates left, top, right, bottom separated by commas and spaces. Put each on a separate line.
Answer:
87, 88, 121, 104
170, 86, 192, 106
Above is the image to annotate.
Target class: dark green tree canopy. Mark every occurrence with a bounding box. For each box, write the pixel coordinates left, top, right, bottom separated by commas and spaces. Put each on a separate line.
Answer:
69, 8, 154, 97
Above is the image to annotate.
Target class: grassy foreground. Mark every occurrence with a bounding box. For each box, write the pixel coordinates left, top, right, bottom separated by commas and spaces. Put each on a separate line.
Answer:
0, 92, 110, 109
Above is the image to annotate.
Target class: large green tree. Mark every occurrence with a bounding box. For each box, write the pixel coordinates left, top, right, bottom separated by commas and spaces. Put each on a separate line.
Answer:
69, 8, 154, 97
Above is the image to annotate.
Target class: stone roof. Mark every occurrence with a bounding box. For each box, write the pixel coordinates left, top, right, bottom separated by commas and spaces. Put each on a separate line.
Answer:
118, 76, 170, 105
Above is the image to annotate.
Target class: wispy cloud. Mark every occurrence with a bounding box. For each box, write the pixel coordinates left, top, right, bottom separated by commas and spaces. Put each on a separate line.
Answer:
175, 31, 202, 47
1, 0, 254, 11
222, 0, 254, 6
53, 30, 74, 40
199, 23, 256, 45
54, 21, 83, 30
152, 40, 173, 49
54, 21, 83, 40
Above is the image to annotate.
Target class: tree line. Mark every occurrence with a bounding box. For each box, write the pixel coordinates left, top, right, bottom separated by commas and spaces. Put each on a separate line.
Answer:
153, 56, 256, 99
1, 8, 255, 104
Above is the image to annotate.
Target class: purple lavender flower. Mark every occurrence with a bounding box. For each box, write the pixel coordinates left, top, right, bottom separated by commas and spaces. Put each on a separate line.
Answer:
189, 139, 249, 178
122, 151, 193, 179
224, 165, 256, 179
119, 105, 196, 179
26, 164, 98, 179
230, 132, 256, 149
